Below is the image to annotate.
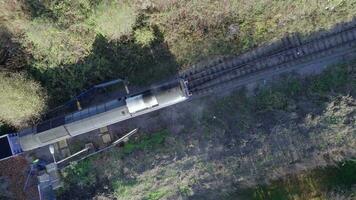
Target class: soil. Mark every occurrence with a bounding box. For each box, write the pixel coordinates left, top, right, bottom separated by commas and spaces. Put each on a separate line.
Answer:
0, 156, 39, 200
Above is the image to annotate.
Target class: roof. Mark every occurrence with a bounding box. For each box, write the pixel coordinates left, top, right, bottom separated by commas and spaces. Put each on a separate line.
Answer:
0, 135, 12, 160
126, 93, 158, 114
37, 173, 56, 200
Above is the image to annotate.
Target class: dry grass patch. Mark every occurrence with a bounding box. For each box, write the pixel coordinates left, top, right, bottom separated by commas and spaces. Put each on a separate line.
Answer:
148, 0, 356, 66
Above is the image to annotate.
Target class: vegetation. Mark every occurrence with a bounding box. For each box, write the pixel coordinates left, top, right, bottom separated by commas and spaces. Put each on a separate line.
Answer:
0, 1, 354, 198
149, 0, 356, 65
122, 130, 168, 154
58, 160, 97, 199
58, 130, 170, 200
1, 0, 356, 127
0, 72, 46, 128
92, 1, 137, 40
134, 27, 156, 47
230, 160, 356, 200
58, 62, 355, 199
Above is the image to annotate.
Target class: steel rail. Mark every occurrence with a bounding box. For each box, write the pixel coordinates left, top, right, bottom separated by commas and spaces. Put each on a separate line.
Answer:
183, 23, 356, 94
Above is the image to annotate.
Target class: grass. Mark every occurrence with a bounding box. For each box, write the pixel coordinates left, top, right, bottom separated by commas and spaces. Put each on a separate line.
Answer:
178, 185, 194, 197
253, 63, 351, 111
123, 130, 168, 154
109, 156, 200, 200
204, 62, 351, 119
144, 189, 168, 200
25, 18, 93, 68
91, 1, 137, 41
22, 0, 137, 69
63, 160, 96, 188
149, 0, 356, 66
113, 180, 138, 199
230, 160, 356, 200
58, 160, 97, 199
57, 62, 355, 199
255, 90, 288, 111
308, 64, 350, 94
112, 177, 172, 200
1, 0, 356, 127
134, 27, 156, 47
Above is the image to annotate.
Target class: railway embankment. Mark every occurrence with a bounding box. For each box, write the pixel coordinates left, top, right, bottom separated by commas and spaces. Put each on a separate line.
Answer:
57, 58, 355, 200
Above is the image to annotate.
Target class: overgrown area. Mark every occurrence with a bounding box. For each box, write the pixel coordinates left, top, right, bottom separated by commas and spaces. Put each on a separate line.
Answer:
1, 0, 356, 130
0, 1, 355, 198
229, 160, 356, 200
148, 0, 356, 65
57, 62, 355, 199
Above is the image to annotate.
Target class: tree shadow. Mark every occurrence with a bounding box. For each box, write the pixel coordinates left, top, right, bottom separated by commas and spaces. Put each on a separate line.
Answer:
31, 25, 179, 107
0, 25, 29, 72
22, 0, 56, 19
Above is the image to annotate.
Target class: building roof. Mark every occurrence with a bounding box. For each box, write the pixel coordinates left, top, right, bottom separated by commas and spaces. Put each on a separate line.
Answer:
126, 92, 158, 114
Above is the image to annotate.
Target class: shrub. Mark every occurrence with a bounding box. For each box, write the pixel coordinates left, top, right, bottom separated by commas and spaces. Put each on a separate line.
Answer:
134, 27, 155, 46
24, 18, 94, 68
279, 78, 302, 97
308, 64, 349, 94
65, 160, 96, 188
123, 130, 168, 154
255, 89, 288, 111
145, 189, 167, 200
91, 1, 137, 40
21, 0, 137, 69
113, 180, 137, 199
49, 0, 93, 28
0, 72, 46, 128
231, 160, 356, 200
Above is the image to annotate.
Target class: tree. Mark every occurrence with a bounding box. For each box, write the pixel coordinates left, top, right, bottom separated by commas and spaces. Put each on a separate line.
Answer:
0, 72, 46, 128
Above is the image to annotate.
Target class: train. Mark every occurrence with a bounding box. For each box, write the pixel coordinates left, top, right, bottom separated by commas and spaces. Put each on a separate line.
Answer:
0, 79, 191, 161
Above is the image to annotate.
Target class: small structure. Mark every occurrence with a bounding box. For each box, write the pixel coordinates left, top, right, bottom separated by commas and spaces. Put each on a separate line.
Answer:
99, 126, 112, 144
0, 134, 22, 161
37, 173, 56, 200
37, 163, 62, 200
54, 139, 71, 158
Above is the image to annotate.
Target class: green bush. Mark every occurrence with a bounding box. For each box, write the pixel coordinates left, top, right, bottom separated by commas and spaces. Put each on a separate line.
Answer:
63, 160, 97, 188
0, 72, 46, 128
278, 78, 302, 97
134, 27, 156, 46
145, 189, 167, 200
309, 64, 349, 94
231, 160, 356, 200
113, 180, 137, 199
255, 89, 288, 111
318, 160, 356, 190
59, 160, 97, 199
22, 0, 137, 69
25, 19, 93, 68
49, 0, 93, 28
123, 130, 168, 154
91, 1, 137, 40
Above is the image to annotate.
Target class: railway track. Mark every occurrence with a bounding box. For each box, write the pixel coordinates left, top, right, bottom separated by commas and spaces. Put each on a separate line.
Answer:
180, 19, 356, 95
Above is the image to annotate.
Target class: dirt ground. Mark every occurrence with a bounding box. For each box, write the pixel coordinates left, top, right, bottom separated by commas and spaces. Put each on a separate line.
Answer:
0, 156, 39, 200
